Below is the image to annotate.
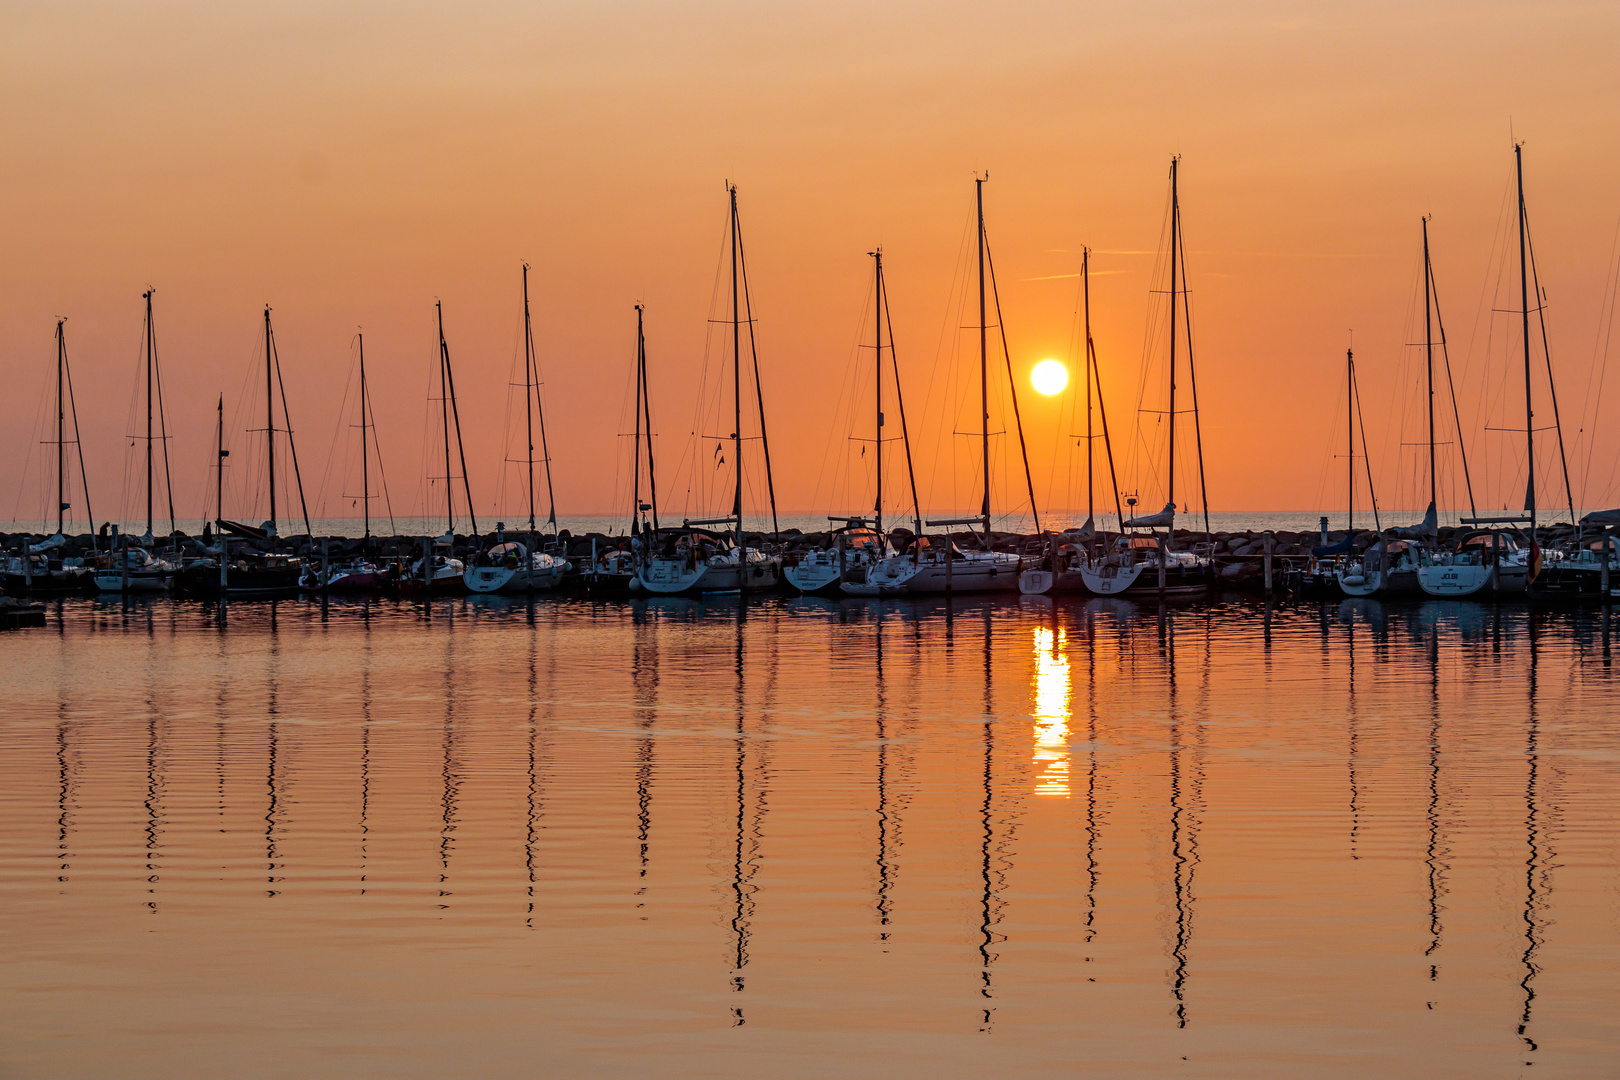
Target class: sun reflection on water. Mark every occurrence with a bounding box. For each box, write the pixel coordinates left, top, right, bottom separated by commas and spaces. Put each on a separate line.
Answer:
1032, 626, 1071, 797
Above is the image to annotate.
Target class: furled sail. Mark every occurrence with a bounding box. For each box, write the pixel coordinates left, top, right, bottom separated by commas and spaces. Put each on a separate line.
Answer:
1393, 501, 1437, 539
1122, 502, 1175, 529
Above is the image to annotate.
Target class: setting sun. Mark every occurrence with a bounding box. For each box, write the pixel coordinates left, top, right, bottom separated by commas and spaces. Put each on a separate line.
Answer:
1031, 359, 1068, 396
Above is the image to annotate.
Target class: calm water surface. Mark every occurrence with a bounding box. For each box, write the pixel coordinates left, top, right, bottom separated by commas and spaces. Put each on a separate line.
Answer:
2, 595, 1617, 1078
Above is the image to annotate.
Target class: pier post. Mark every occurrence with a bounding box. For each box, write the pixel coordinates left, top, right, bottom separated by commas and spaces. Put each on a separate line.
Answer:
120, 531, 129, 593
1158, 531, 1167, 597
321, 537, 330, 591
22, 540, 32, 591
421, 538, 431, 590
1602, 527, 1611, 599
219, 536, 228, 593
1263, 531, 1274, 594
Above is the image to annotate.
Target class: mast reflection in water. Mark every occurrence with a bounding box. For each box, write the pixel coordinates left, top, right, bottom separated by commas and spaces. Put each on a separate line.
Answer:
0, 595, 1616, 1077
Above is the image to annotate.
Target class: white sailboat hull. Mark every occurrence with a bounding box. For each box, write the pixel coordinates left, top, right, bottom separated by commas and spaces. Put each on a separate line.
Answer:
1019, 567, 1090, 595
1416, 562, 1527, 598
464, 559, 568, 594
638, 554, 781, 595
1077, 563, 1146, 596
783, 559, 844, 594
94, 569, 174, 594
842, 551, 1020, 595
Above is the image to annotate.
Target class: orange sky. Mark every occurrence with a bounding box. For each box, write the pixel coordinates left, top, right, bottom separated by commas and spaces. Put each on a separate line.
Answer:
4, 2, 1618, 528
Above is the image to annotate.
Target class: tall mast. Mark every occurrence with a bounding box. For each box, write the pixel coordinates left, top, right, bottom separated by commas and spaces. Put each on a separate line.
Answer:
977, 177, 991, 542
1083, 251, 1093, 524
437, 302, 454, 534
1167, 159, 1179, 535
145, 290, 154, 538
264, 305, 277, 547
1516, 143, 1536, 547
1347, 348, 1355, 532
55, 319, 66, 535
523, 265, 537, 537
359, 333, 370, 541
731, 184, 744, 552
632, 305, 644, 537
215, 394, 225, 530
639, 305, 660, 531
873, 248, 885, 535
1423, 217, 1437, 533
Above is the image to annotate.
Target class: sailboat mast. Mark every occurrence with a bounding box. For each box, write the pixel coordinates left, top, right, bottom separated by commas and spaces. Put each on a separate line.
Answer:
56, 320, 66, 535
215, 394, 224, 529
263, 306, 278, 549
1167, 160, 1179, 538
145, 290, 154, 538
874, 248, 884, 536
1347, 348, 1354, 532
523, 265, 537, 536
731, 185, 744, 553
1422, 218, 1437, 532
977, 177, 990, 541
359, 332, 370, 541
632, 305, 644, 538
437, 302, 454, 534
1083, 250, 1093, 524
640, 306, 660, 531
1516, 143, 1535, 545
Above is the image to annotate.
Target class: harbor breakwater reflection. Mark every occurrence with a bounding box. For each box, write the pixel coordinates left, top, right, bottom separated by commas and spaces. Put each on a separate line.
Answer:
1, 594, 1617, 1077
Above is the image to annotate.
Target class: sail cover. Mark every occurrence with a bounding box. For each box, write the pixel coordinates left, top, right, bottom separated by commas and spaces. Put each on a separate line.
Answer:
1393, 501, 1437, 539
1312, 532, 1354, 557
1067, 517, 1097, 541
1122, 503, 1175, 529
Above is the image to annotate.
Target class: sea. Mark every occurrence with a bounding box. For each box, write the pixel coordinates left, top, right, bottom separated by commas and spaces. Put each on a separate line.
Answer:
2, 591, 1616, 1077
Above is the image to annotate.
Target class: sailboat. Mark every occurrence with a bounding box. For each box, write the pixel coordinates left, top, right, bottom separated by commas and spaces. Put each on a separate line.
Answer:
1328, 342, 1417, 597
1344, 218, 1463, 597
178, 306, 309, 597
7, 320, 97, 593
583, 304, 657, 595
844, 176, 1032, 595
1080, 158, 1213, 598
95, 290, 179, 593
786, 247, 909, 594
301, 332, 396, 592
1418, 146, 1556, 598
1021, 247, 1124, 595
638, 184, 782, 595
404, 302, 476, 594
465, 265, 571, 594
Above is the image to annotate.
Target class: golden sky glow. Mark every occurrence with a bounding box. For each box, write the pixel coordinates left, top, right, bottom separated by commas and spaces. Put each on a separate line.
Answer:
3, 2, 1617, 524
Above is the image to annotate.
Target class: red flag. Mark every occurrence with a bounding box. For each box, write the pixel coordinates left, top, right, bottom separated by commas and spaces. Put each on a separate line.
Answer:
1529, 538, 1543, 583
